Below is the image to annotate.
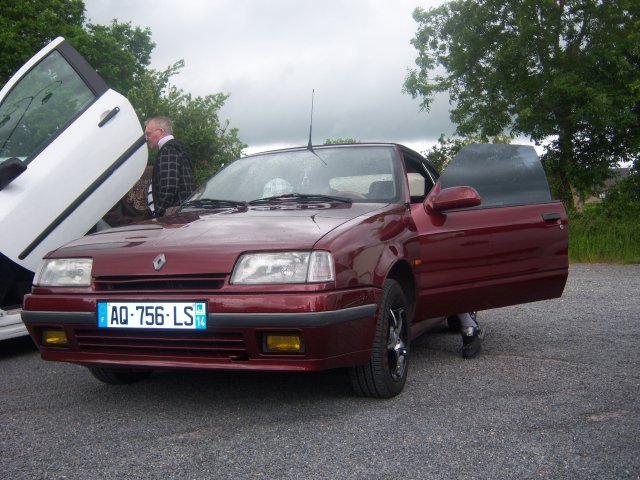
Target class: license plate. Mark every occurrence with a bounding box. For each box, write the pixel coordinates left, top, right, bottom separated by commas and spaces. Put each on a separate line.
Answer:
97, 301, 207, 330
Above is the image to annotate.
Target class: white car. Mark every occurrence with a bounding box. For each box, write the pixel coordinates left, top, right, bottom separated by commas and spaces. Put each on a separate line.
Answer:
0, 37, 147, 340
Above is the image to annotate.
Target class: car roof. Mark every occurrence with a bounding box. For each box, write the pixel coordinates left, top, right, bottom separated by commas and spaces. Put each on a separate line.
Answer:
243, 142, 426, 160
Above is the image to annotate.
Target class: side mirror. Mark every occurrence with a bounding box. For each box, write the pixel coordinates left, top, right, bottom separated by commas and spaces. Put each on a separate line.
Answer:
425, 186, 481, 214
0, 158, 27, 191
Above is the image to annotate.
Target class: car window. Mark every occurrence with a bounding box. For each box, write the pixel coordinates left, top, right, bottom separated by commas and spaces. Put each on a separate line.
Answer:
440, 144, 552, 207
193, 146, 404, 203
0, 50, 95, 164
403, 154, 437, 203
330, 174, 394, 196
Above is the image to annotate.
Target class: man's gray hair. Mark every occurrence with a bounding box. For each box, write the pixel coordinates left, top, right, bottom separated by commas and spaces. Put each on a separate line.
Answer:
145, 116, 173, 134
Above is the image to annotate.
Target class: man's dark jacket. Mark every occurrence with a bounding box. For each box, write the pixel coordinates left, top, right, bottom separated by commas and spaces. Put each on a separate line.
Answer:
151, 139, 194, 217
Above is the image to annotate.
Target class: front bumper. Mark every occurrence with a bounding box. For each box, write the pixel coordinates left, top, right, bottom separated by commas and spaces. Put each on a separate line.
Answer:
22, 291, 380, 372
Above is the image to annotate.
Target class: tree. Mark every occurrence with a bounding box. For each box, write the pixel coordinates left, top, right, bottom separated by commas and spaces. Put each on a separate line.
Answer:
71, 21, 155, 95
404, 0, 640, 206
1, 0, 246, 185
128, 63, 246, 184
0, 0, 85, 85
0, 1, 154, 95
324, 137, 358, 145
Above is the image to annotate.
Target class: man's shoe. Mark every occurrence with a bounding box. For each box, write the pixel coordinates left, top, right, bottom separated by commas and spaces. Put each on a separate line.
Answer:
461, 326, 483, 359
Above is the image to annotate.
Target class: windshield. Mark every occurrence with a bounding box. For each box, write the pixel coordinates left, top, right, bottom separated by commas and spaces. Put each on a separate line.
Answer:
189, 146, 402, 204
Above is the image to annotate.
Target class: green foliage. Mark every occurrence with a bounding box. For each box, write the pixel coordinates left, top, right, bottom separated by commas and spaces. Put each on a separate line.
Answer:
0, 0, 86, 86
324, 138, 358, 145
592, 167, 640, 220
128, 64, 246, 185
126, 61, 184, 122
1, 0, 246, 186
404, 0, 640, 207
569, 211, 640, 264
0, 2, 154, 94
568, 168, 640, 263
72, 21, 155, 95
422, 135, 468, 173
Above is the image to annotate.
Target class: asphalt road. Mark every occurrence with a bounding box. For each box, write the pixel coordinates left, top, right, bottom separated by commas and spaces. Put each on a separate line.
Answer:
1, 264, 638, 480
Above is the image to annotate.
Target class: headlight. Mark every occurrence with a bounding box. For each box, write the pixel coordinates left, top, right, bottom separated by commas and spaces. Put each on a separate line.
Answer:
231, 251, 334, 284
34, 258, 93, 287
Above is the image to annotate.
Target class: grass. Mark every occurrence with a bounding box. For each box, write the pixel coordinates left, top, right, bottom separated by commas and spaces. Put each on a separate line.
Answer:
568, 207, 640, 264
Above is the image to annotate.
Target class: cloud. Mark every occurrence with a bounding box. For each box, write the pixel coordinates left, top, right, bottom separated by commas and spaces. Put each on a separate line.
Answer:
83, 0, 455, 153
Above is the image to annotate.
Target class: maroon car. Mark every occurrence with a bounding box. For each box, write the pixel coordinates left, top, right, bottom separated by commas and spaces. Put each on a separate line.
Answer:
22, 143, 568, 397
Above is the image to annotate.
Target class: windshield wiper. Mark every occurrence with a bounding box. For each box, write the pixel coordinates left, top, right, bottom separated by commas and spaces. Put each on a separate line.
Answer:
248, 193, 352, 205
180, 198, 247, 210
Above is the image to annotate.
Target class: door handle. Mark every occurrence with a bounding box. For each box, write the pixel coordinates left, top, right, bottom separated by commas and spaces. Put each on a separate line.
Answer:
98, 106, 120, 127
542, 212, 561, 222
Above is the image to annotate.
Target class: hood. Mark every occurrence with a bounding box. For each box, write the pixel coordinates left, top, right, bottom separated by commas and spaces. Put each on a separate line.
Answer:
53, 203, 385, 276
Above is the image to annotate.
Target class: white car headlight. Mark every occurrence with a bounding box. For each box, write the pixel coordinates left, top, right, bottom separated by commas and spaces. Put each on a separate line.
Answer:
34, 258, 93, 287
231, 251, 334, 284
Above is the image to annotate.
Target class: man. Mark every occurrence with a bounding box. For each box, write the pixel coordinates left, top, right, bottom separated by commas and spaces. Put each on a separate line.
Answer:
144, 116, 194, 217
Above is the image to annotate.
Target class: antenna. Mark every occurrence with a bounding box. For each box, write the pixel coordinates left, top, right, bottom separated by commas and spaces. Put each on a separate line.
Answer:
307, 89, 314, 150
304, 90, 325, 163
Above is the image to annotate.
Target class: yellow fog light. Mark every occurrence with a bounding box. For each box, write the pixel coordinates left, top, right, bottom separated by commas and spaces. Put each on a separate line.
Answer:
42, 328, 68, 346
263, 333, 304, 353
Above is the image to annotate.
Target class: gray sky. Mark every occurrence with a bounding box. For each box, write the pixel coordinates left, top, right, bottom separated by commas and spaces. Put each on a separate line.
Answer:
83, 0, 453, 153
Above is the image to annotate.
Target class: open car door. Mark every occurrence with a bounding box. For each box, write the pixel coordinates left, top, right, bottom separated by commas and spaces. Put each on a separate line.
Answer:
411, 144, 569, 319
0, 37, 147, 339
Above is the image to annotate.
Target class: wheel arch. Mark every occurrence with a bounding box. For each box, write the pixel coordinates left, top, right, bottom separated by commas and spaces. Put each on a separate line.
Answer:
385, 259, 415, 325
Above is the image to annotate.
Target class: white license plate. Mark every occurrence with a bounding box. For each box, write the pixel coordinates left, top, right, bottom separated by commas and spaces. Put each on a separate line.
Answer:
97, 301, 207, 330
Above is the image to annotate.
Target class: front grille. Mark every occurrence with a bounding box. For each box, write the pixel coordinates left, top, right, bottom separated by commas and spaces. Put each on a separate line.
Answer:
94, 274, 226, 293
72, 327, 247, 360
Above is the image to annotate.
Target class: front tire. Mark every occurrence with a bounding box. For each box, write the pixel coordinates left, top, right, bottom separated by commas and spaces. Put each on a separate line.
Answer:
88, 366, 152, 384
349, 279, 409, 398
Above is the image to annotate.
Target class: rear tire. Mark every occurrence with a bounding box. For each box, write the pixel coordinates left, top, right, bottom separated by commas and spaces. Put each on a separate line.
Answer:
88, 366, 152, 384
349, 279, 409, 398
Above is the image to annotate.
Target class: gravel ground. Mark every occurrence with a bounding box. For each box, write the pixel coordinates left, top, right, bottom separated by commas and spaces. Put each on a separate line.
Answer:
1, 263, 638, 479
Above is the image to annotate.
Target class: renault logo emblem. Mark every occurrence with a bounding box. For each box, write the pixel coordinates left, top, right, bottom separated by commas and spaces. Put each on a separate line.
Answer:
153, 254, 167, 271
